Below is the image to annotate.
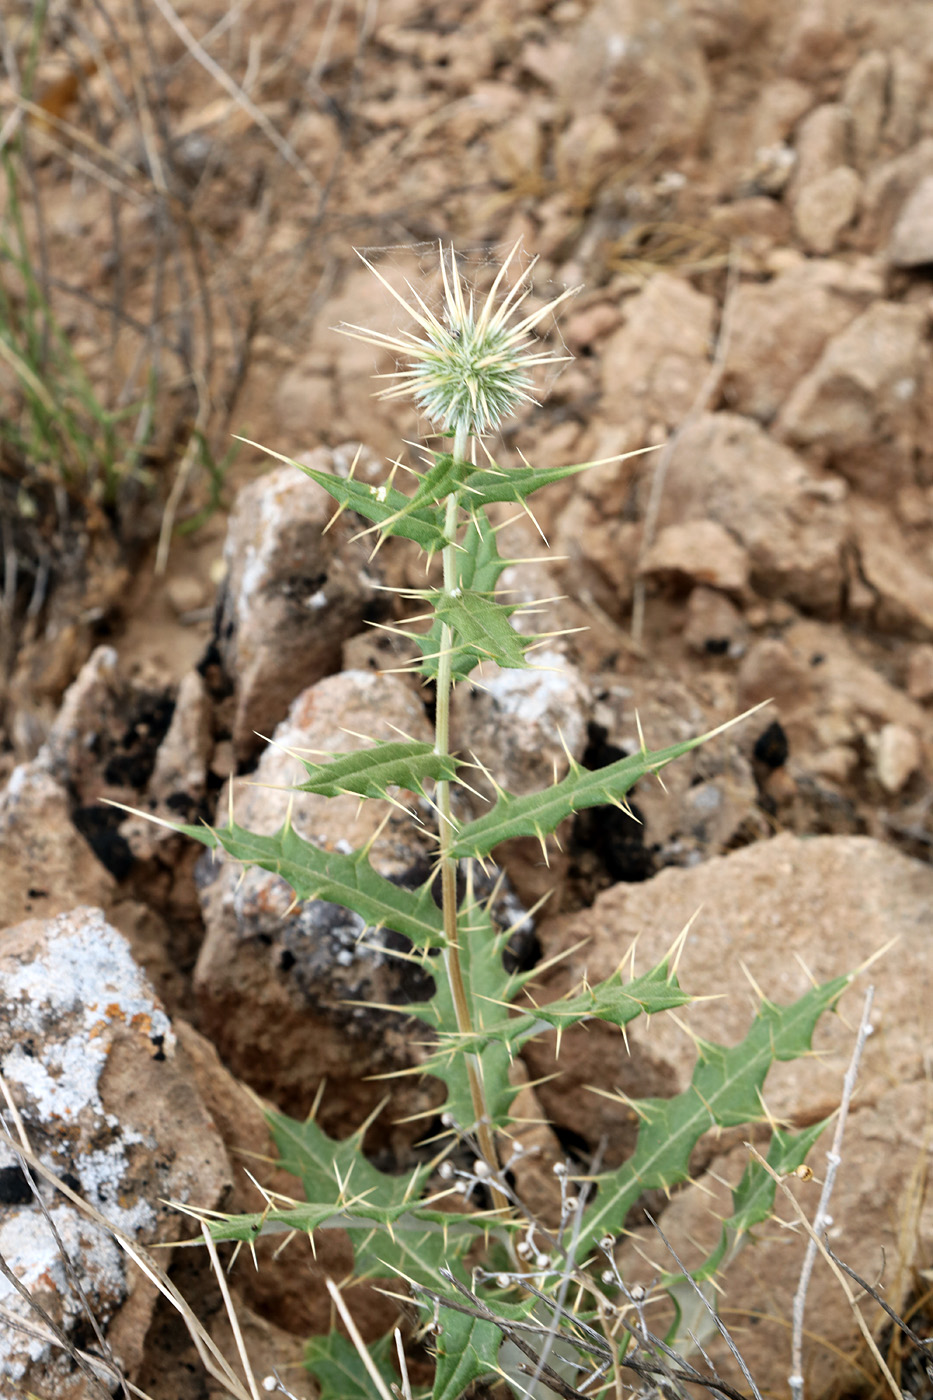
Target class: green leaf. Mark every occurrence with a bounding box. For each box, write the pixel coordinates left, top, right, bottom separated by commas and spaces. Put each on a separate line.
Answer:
175, 819, 446, 948
460, 458, 595, 508
448, 729, 720, 861
729, 1119, 829, 1237
428, 1299, 529, 1400
423, 958, 693, 1063
305, 1330, 397, 1400
238, 438, 449, 550
432, 588, 530, 669
295, 739, 458, 799
577, 975, 850, 1255
411, 509, 526, 681
661, 1118, 832, 1348
266, 1111, 480, 1289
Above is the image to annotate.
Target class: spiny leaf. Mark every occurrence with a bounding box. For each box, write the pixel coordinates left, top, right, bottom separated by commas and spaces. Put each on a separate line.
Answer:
266, 1111, 480, 1288
432, 588, 531, 668
460, 457, 595, 508
269, 1110, 432, 1210
305, 1330, 397, 1400
295, 739, 458, 799
423, 959, 693, 1061
412, 508, 532, 681
430, 1299, 535, 1400
175, 819, 446, 948
661, 1118, 831, 1347
251, 442, 450, 550
448, 730, 716, 861
577, 975, 850, 1254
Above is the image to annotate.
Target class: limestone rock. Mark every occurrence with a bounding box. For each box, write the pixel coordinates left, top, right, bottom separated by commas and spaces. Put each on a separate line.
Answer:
195, 670, 447, 1141
888, 173, 933, 266
599, 273, 715, 435
787, 102, 849, 200
776, 301, 928, 496
721, 258, 878, 423
851, 497, 933, 638
657, 413, 848, 616
683, 586, 747, 656
737, 617, 928, 768
873, 722, 922, 793
907, 643, 933, 701
792, 165, 861, 253
842, 49, 888, 169
215, 450, 382, 762
0, 764, 114, 929
557, 0, 711, 162
856, 136, 933, 252
0, 907, 229, 1397
639, 520, 749, 594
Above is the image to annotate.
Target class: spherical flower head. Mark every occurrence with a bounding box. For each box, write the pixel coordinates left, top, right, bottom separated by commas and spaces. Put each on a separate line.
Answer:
337, 242, 577, 444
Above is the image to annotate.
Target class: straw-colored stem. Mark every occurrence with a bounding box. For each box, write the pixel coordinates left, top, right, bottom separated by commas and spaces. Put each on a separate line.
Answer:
433, 424, 508, 1213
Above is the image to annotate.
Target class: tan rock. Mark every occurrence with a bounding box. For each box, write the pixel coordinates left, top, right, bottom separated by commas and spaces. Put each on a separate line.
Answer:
639, 519, 750, 593
793, 165, 861, 253
780, 2, 856, 82
907, 643, 933, 701
750, 77, 813, 150
599, 273, 715, 432
216, 451, 382, 762
722, 259, 876, 423
683, 586, 747, 656
888, 173, 933, 267
842, 49, 888, 169
0, 764, 114, 929
851, 497, 933, 638
873, 721, 921, 793
657, 413, 848, 616
776, 302, 928, 496
737, 616, 930, 777
856, 136, 933, 252
787, 102, 849, 201
557, 0, 711, 161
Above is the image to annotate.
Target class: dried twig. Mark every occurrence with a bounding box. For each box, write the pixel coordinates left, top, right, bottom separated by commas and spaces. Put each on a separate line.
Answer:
789, 985, 875, 1400
646, 1211, 763, 1400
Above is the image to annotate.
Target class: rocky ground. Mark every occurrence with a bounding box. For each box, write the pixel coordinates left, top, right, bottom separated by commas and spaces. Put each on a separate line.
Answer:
3, 0, 933, 1397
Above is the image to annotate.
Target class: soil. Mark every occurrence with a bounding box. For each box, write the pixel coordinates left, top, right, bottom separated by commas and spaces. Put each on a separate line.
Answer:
4, 0, 933, 1396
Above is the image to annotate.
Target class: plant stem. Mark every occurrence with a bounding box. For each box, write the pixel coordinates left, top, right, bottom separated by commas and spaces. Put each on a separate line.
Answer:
434, 425, 508, 1213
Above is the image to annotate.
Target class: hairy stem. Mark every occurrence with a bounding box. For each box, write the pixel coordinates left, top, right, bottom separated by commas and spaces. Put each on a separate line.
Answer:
434, 425, 507, 1212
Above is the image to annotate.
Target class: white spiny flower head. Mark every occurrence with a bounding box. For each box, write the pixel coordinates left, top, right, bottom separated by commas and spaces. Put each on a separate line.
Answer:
338, 241, 578, 443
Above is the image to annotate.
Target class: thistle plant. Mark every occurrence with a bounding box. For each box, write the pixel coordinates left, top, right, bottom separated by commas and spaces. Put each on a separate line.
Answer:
160, 244, 850, 1400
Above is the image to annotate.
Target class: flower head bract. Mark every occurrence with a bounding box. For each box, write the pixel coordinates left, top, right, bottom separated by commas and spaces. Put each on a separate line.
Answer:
337, 241, 578, 449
